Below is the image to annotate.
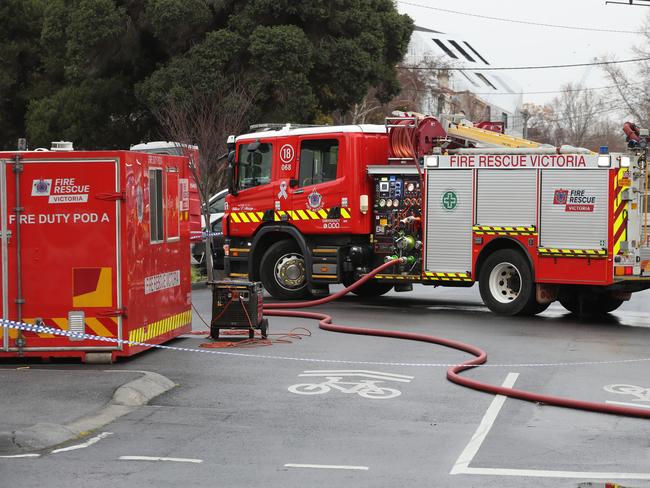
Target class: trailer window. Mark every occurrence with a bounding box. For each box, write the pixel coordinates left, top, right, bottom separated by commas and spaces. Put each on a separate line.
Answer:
299, 139, 339, 187
166, 169, 180, 241
237, 143, 273, 190
149, 168, 164, 243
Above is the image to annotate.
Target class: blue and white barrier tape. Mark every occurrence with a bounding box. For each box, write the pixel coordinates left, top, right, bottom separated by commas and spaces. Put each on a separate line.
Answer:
2, 318, 650, 368
190, 230, 223, 241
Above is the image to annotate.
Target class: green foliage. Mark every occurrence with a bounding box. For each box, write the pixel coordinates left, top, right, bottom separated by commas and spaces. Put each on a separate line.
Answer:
0, 0, 412, 150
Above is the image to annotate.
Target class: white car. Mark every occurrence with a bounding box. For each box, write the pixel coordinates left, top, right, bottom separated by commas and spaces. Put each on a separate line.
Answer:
202, 189, 228, 228
192, 189, 228, 269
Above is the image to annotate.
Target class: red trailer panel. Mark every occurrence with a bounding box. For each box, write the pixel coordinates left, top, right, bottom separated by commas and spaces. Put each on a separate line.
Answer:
0, 150, 193, 362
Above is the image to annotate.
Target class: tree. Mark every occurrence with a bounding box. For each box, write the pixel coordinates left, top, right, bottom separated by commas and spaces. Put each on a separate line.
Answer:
602, 11, 650, 128
155, 80, 256, 280
1, 0, 413, 150
521, 84, 624, 151
0, 0, 44, 149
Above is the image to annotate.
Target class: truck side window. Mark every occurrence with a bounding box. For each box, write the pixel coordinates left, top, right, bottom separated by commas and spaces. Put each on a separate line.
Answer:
237, 143, 273, 190
166, 169, 180, 241
299, 139, 338, 187
149, 168, 164, 243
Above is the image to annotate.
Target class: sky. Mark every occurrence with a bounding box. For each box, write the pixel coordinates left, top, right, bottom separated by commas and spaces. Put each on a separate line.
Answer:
396, 0, 649, 107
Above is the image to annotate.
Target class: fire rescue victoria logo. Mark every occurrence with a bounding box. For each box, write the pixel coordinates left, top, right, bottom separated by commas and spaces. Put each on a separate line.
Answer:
553, 188, 596, 212
31, 179, 52, 196
307, 188, 324, 211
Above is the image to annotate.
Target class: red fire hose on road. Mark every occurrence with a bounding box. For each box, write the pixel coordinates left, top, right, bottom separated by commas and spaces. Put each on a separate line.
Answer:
264, 259, 650, 419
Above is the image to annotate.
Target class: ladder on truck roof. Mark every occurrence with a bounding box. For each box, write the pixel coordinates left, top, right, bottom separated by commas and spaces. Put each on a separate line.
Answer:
446, 123, 542, 149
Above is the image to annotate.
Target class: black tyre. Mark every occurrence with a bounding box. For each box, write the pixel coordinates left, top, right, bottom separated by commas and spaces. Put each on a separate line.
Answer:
559, 293, 623, 316
479, 249, 539, 316
260, 240, 309, 300
343, 278, 393, 298
211, 328, 219, 339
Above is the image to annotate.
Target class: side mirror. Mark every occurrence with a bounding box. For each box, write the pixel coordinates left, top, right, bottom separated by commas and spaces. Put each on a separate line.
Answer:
228, 150, 235, 163
227, 162, 238, 196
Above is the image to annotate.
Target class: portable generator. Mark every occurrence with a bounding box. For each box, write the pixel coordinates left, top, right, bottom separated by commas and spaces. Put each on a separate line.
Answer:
211, 281, 268, 339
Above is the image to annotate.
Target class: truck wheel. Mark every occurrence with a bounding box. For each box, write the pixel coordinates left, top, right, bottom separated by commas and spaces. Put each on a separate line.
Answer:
260, 240, 309, 300
479, 249, 537, 316
343, 279, 393, 298
559, 293, 623, 316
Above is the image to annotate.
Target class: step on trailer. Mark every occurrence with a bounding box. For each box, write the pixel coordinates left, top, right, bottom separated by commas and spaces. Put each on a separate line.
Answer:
0, 147, 194, 362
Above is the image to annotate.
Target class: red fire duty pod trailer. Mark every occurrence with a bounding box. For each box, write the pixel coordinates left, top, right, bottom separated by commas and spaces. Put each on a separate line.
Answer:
0, 148, 194, 362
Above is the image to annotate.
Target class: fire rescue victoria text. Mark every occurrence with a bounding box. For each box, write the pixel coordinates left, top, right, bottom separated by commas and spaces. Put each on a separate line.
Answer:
448, 154, 588, 168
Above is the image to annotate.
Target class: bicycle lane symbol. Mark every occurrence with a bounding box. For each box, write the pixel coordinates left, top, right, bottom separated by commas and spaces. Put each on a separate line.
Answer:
603, 383, 650, 409
288, 370, 414, 400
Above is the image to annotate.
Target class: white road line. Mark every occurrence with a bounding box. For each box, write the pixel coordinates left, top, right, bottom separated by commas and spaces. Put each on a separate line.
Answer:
459, 466, 650, 480
606, 400, 650, 409
0, 453, 41, 458
297, 373, 413, 382
284, 464, 369, 471
450, 372, 519, 474
301, 370, 414, 379
51, 432, 113, 453
119, 456, 203, 464
452, 373, 650, 481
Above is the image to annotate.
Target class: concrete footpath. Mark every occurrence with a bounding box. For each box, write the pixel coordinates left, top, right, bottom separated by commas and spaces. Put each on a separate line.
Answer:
0, 367, 175, 455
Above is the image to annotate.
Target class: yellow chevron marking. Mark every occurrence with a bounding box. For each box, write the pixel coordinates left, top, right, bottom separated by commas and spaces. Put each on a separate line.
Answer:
239, 212, 250, 223
297, 209, 309, 220
307, 210, 319, 219
230, 213, 241, 223
288, 210, 299, 220
318, 209, 328, 219
128, 310, 191, 345
85, 318, 112, 338
52, 318, 68, 331
247, 212, 259, 223
340, 208, 351, 219
257, 212, 264, 219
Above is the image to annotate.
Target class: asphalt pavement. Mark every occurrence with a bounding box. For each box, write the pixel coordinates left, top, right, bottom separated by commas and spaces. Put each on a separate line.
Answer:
1, 284, 650, 487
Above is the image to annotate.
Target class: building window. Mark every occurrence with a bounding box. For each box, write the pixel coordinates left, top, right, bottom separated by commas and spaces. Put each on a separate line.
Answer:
432, 39, 458, 59
458, 70, 480, 88
299, 139, 339, 187
149, 168, 164, 243
437, 95, 446, 114
464, 42, 490, 65
237, 142, 273, 190
502, 112, 509, 129
449, 40, 475, 62
475, 72, 498, 90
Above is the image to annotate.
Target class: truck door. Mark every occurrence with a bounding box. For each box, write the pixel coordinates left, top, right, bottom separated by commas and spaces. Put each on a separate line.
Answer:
229, 139, 276, 238
289, 135, 350, 233
1, 155, 122, 352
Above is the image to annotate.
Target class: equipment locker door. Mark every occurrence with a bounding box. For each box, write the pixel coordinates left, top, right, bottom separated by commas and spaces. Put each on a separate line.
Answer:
1, 159, 9, 351
1, 156, 122, 352
425, 169, 473, 274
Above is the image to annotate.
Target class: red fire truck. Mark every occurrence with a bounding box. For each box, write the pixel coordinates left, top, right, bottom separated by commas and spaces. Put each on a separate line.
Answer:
223, 115, 650, 316
0, 144, 195, 362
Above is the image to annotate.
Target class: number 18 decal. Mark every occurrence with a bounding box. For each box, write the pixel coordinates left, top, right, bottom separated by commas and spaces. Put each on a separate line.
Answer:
280, 144, 295, 164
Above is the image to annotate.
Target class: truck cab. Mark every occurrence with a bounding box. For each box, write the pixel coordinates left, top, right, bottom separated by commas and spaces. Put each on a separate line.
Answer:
224, 124, 389, 299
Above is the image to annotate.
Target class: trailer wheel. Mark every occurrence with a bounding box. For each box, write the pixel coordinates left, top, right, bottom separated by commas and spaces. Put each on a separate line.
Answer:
559, 293, 623, 316
260, 240, 309, 300
479, 249, 537, 316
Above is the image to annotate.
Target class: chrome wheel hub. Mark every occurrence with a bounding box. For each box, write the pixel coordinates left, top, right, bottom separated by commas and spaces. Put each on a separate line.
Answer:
274, 253, 306, 291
